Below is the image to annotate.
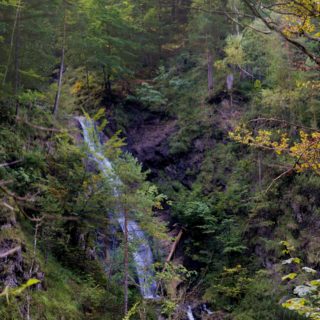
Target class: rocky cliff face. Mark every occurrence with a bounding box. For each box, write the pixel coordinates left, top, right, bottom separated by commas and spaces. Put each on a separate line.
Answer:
0, 205, 44, 299
107, 102, 208, 189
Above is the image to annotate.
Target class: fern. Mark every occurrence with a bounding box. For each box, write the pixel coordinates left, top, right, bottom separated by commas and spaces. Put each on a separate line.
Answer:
122, 302, 140, 320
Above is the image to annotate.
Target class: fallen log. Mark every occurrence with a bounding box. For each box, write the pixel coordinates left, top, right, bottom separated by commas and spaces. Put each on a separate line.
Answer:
156, 229, 184, 294
165, 229, 184, 264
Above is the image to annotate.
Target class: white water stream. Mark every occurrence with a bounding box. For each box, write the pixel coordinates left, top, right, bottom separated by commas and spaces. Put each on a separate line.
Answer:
78, 117, 157, 299
187, 306, 195, 320
186, 304, 213, 320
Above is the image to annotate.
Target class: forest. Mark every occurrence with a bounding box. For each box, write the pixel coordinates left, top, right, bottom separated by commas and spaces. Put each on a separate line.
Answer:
1, 0, 320, 319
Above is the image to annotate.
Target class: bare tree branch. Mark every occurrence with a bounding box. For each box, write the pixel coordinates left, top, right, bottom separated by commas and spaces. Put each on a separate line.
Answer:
224, 10, 271, 34
0, 180, 38, 202
2, 0, 21, 85
16, 116, 63, 133
249, 117, 320, 132
0, 246, 21, 259
0, 160, 23, 168
265, 166, 294, 193
242, 0, 320, 66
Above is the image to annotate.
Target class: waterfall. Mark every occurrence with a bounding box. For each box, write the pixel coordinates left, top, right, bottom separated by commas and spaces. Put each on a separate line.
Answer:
203, 304, 213, 315
77, 117, 158, 299
185, 304, 213, 319
187, 306, 195, 320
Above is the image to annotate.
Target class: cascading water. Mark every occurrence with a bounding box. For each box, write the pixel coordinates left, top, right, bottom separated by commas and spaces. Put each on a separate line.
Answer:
187, 306, 195, 320
118, 218, 158, 299
77, 117, 158, 299
202, 304, 213, 315
185, 304, 213, 319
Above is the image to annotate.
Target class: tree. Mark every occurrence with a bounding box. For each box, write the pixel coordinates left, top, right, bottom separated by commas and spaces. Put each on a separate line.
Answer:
230, 124, 320, 189
241, 0, 320, 66
188, 0, 232, 93
114, 153, 167, 315
53, 4, 66, 116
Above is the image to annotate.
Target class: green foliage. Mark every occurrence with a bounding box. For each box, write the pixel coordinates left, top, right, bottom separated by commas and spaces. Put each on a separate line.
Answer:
0, 279, 40, 303
279, 252, 320, 319
282, 273, 298, 281
136, 82, 168, 111
114, 152, 168, 240
215, 35, 245, 70
204, 265, 252, 311
174, 199, 214, 231
156, 262, 197, 284
122, 302, 140, 320
1, 0, 320, 319
233, 272, 305, 320
160, 299, 177, 317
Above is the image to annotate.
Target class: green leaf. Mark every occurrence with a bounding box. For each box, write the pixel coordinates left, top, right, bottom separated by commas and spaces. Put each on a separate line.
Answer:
0, 279, 40, 304
122, 302, 140, 320
309, 279, 320, 286
282, 298, 307, 311
282, 273, 297, 281
93, 108, 106, 122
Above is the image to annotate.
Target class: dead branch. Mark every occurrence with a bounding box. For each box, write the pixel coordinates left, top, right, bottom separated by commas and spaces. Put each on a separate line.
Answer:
165, 229, 184, 264
242, 0, 320, 66
224, 10, 271, 35
0, 246, 21, 259
0, 180, 13, 186
237, 64, 255, 78
249, 117, 320, 132
264, 137, 319, 192
16, 116, 63, 133
43, 214, 79, 221
156, 229, 184, 294
29, 220, 43, 276
17, 204, 78, 222
2, 0, 21, 85
0, 160, 23, 168
178, 3, 255, 19
0, 183, 38, 202
265, 167, 294, 193
2, 202, 15, 211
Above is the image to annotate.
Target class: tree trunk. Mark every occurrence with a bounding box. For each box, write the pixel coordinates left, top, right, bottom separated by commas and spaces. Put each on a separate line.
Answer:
85, 66, 90, 91
29, 221, 41, 276
233, 0, 240, 35
157, 0, 162, 59
124, 206, 129, 315
207, 50, 214, 93
171, 0, 177, 21
258, 151, 262, 190
2, 0, 21, 86
102, 66, 107, 90
227, 73, 234, 107
14, 7, 21, 118
53, 14, 66, 117
102, 66, 111, 94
